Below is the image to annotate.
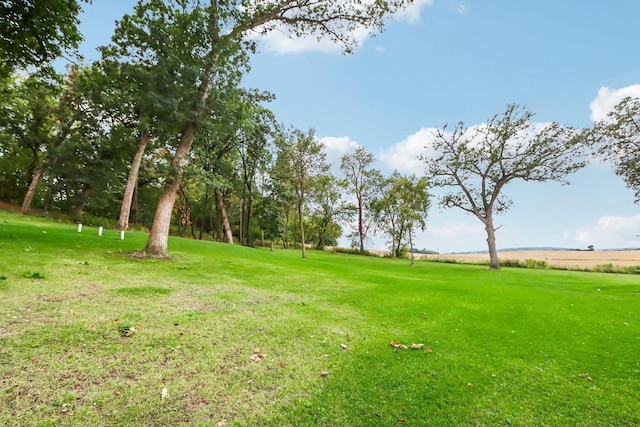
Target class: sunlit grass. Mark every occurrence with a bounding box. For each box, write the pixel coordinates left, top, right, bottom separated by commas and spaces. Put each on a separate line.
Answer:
1, 210, 639, 426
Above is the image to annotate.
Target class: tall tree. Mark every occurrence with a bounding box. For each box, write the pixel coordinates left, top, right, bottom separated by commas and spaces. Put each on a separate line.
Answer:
0, 0, 88, 78
592, 96, 640, 203
421, 104, 587, 269
311, 174, 351, 251
237, 104, 275, 246
105, 0, 413, 258
276, 127, 329, 259
340, 147, 381, 254
395, 174, 430, 265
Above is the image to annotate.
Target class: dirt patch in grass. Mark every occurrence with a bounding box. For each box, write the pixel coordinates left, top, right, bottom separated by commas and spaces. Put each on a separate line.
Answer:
421, 249, 640, 269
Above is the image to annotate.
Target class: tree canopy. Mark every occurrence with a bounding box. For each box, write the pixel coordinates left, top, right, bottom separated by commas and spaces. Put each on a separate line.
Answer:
421, 104, 588, 269
592, 96, 640, 203
0, 0, 88, 77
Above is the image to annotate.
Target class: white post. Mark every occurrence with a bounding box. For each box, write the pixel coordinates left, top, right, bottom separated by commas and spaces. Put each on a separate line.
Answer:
77, 223, 82, 232
98, 226, 103, 236
120, 230, 125, 240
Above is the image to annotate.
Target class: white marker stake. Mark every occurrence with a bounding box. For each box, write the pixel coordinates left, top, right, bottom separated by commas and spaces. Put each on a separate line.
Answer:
98, 226, 103, 236
77, 223, 82, 232
120, 230, 125, 240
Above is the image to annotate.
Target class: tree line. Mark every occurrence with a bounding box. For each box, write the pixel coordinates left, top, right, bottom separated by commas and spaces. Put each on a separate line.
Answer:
1, 1, 638, 269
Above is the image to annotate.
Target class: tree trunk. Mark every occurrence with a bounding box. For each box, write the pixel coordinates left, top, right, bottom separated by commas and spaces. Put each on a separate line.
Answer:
42, 173, 55, 213
73, 186, 93, 216
215, 190, 234, 244
409, 226, 415, 266
357, 196, 365, 254
391, 221, 397, 258
131, 182, 138, 224
21, 166, 44, 214
298, 201, 306, 259
143, 123, 196, 257
199, 189, 209, 240
118, 131, 151, 230
283, 209, 290, 249
484, 218, 500, 269
330, 221, 336, 253
244, 194, 253, 246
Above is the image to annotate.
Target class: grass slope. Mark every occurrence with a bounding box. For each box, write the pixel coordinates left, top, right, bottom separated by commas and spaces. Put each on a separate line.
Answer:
1, 210, 639, 426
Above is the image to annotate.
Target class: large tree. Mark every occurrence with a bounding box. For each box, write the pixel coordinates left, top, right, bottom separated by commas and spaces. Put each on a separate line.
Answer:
376, 172, 430, 259
276, 127, 329, 259
105, 0, 413, 258
0, 0, 88, 78
421, 104, 588, 269
592, 96, 640, 203
340, 147, 381, 254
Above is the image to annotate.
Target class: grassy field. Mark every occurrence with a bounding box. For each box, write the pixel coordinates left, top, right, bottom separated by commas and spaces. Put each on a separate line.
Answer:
1, 210, 639, 426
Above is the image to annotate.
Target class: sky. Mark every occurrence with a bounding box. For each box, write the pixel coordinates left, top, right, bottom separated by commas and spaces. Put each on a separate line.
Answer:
75, 1, 640, 253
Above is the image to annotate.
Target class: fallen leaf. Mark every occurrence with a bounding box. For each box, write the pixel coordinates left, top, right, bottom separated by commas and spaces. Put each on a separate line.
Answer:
250, 353, 267, 362
426, 346, 433, 353
467, 383, 474, 387
340, 343, 348, 350
320, 371, 328, 377
390, 341, 408, 350
411, 343, 424, 349
161, 387, 168, 399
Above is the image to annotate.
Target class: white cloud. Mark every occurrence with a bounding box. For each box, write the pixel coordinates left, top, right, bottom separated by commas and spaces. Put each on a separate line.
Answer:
318, 135, 361, 171
573, 215, 640, 249
425, 220, 484, 246
255, 26, 371, 54
378, 127, 437, 174
589, 84, 640, 122
395, 0, 434, 24
252, 0, 433, 54
378, 120, 555, 175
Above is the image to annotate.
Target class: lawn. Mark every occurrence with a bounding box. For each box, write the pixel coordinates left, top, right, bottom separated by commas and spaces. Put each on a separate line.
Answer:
1, 210, 639, 426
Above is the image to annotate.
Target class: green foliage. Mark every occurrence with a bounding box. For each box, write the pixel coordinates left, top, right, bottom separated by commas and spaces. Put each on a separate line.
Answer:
422, 104, 590, 269
591, 96, 640, 203
0, 0, 87, 77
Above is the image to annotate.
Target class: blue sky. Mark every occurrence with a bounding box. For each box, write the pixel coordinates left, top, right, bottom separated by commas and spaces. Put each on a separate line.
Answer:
76, 1, 640, 253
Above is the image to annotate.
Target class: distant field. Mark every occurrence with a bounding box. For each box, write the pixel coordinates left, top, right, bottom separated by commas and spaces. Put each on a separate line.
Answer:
423, 250, 640, 269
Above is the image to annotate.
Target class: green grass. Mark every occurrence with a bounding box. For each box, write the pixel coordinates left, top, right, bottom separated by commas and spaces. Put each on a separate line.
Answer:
1, 210, 639, 426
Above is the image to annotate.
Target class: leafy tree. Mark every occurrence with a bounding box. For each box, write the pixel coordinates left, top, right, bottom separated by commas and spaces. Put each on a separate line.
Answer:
255, 193, 284, 251
105, 0, 414, 257
340, 147, 382, 254
0, 0, 88, 77
592, 96, 640, 203
395, 174, 430, 265
276, 127, 329, 259
0, 72, 61, 212
376, 172, 430, 260
421, 104, 587, 269
311, 174, 351, 251
237, 103, 276, 246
